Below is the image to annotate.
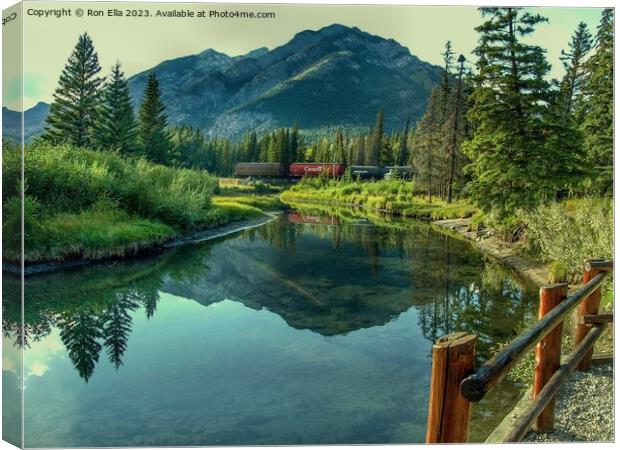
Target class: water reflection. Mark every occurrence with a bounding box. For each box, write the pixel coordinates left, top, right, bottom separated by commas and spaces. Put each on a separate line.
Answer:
3, 209, 538, 445
5, 210, 535, 382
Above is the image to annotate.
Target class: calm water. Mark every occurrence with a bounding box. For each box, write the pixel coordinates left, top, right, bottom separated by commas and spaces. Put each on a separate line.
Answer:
3, 208, 538, 447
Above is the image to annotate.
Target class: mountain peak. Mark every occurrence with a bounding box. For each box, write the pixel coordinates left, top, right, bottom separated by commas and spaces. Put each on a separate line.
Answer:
317, 23, 361, 36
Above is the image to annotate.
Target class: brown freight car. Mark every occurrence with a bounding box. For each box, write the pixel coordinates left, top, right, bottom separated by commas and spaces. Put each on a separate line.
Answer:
234, 163, 285, 177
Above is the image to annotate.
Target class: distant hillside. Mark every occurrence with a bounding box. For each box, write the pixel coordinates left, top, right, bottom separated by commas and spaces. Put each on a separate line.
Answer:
2, 102, 49, 143
127, 24, 442, 137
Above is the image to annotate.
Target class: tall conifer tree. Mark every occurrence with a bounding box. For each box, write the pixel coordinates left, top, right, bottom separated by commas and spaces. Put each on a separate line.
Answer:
92, 62, 137, 154
138, 73, 174, 164
367, 108, 384, 165
444, 55, 467, 203
579, 9, 614, 192
463, 8, 552, 217
43, 33, 104, 147
412, 88, 442, 203
558, 22, 593, 121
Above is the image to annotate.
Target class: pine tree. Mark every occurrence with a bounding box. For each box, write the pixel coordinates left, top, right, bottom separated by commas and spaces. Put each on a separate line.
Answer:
43, 33, 104, 147
412, 87, 442, 203
290, 123, 300, 163
396, 118, 411, 165
579, 9, 613, 193
334, 128, 346, 163
463, 8, 553, 217
367, 108, 384, 165
559, 22, 593, 121
354, 135, 366, 165
439, 41, 455, 120
92, 62, 137, 154
137, 72, 175, 164
444, 55, 467, 203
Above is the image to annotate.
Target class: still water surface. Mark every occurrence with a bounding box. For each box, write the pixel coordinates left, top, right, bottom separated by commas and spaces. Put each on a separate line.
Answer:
3, 209, 538, 446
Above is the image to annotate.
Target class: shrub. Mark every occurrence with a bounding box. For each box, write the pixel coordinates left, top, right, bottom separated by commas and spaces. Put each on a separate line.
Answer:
525, 197, 613, 277
2, 143, 226, 262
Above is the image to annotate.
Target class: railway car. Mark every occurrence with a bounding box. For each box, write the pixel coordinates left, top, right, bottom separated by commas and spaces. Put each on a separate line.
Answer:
384, 166, 415, 180
289, 163, 346, 178
349, 165, 388, 180
234, 162, 285, 178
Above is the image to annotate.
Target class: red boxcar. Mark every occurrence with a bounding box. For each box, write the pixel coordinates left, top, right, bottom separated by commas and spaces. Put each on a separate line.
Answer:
289, 163, 346, 177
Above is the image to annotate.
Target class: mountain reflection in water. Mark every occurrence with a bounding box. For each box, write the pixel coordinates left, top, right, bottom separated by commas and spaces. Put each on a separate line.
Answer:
3, 210, 538, 445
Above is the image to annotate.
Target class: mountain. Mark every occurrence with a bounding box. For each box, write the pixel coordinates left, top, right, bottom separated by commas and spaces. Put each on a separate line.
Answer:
127, 24, 442, 137
6, 25, 442, 142
2, 102, 49, 143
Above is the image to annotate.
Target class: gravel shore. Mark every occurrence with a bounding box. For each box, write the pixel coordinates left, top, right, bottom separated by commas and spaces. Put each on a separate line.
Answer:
524, 362, 614, 442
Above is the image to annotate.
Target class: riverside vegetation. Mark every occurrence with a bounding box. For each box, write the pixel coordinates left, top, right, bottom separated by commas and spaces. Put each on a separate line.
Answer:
2, 143, 272, 263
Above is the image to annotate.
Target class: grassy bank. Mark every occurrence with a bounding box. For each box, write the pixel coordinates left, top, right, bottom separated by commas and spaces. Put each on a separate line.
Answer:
2, 143, 269, 263
281, 177, 478, 220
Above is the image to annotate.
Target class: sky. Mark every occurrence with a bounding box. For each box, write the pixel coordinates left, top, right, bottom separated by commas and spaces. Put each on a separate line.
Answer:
2, 1, 606, 110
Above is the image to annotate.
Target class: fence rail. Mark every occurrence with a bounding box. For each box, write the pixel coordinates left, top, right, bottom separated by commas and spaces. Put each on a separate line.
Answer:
425, 259, 613, 443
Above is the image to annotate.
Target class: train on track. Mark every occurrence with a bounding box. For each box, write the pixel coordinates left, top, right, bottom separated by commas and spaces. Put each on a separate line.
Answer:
234, 162, 414, 180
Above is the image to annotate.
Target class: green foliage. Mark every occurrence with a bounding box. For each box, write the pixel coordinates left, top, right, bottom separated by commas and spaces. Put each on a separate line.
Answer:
213, 195, 283, 211
579, 9, 614, 194
558, 21, 593, 121
36, 209, 176, 263
412, 87, 443, 202
281, 178, 478, 220
92, 62, 138, 155
138, 72, 175, 164
464, 8, 554, 218
524, 197, 613, 277
4, 143, 219, 228
202, 201, 263, 226
368, 107, 384, 166
548, 260, 570, 284
43, 32, 104, 147
2, 143, 230, 262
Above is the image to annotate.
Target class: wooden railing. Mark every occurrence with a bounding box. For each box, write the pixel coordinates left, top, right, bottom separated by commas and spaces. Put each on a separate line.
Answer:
426, 259, 613, 443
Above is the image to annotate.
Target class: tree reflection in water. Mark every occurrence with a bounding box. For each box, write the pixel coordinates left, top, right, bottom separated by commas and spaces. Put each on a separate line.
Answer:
3, 208, 537, 382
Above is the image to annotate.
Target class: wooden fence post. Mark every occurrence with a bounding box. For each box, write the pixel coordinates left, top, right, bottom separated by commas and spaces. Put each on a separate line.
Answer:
426, 332, 476, 443
532, 283, 567, 433
575, 260, 604, 371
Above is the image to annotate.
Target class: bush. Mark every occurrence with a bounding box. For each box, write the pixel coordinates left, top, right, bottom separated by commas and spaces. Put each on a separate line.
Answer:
2, 143, 228, 262
525, 197, 613, 277
4, 143, 219, 229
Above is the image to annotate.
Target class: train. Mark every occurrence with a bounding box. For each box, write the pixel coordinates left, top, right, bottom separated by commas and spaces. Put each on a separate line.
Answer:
234, 162, 414, 180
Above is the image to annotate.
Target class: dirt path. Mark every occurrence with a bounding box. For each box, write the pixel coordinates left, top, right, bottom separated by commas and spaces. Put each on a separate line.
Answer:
434, 218, 550, 286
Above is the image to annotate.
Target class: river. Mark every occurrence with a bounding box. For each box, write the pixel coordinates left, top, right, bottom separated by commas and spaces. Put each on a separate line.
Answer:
2, 207, 538, 446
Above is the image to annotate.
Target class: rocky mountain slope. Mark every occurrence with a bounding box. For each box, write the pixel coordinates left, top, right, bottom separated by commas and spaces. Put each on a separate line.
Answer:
3, 24, 442, 142
127, 24, 442, 137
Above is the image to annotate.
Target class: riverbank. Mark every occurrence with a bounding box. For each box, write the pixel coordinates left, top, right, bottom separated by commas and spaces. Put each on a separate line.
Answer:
4, 212, 279, 276
281, 179, 479, 220
433, 218, 550, 286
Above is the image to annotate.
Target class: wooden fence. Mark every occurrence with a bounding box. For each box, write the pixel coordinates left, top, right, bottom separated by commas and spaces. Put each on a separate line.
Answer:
426, 259, 613, 443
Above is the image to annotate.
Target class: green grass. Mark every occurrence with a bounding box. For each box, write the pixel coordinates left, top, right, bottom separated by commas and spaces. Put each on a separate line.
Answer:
16, 209, 176, 263
213, 194, 284, 211
2, 143, 271, 263
281, 178, 478, 220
